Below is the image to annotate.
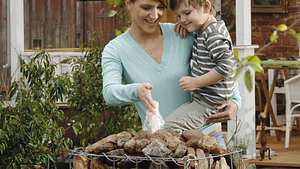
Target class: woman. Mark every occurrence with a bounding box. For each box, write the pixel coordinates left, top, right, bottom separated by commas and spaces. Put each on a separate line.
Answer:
101, 0, 241, 142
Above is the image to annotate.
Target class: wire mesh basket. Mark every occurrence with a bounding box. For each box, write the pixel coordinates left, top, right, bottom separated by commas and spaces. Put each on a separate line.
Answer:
68, 148, 245, 169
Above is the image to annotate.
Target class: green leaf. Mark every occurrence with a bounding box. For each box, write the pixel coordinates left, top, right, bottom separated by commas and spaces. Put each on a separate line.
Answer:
72, 123, 82, 136
288, 28, 297, 37
115, 29, 122, 36
246, 55, 263, 72
277, 24, 288, 32
47, 154, 55, 163
270, 31, 278, 43
287, 28, 300, 43
244, 70, 253, 92
108, 10, 117, 17
8, 82, 18, 99
233, 48, 239, 61
248, 62, 263, 73
247, 55, 261, 64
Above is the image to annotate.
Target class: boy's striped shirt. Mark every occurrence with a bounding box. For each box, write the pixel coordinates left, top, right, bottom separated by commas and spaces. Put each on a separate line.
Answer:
191, 20, 236, 106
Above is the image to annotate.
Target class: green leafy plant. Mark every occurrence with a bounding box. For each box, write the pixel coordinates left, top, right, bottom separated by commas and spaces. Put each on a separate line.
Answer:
65, 34, 141, 147
106, 0, 130, 36
232, 23, 300, 92
227, 23, 295, 155
64, 35, 105, 146
267, 22, 300, 57
0, 51, 72, 168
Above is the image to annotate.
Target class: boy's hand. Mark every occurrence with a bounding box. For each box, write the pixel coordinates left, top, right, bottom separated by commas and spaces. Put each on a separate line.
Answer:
179, 76, 199, 91
175, 23, 188, 38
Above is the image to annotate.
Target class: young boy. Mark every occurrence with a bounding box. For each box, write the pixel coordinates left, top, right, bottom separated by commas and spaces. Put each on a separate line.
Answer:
164, 0, 237, 137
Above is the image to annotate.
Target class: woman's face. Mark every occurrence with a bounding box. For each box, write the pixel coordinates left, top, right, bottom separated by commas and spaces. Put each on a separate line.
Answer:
126, 0, 165, 34
174, 1, 210, 32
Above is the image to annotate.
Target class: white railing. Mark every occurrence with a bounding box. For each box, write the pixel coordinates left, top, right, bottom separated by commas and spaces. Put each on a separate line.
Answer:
22, 50, 86, 75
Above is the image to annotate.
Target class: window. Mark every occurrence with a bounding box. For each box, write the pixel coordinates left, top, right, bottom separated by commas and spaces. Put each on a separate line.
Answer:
252, 0, 288, 13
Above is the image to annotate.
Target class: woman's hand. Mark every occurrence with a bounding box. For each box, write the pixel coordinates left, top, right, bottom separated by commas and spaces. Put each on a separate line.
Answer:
137, 83, 156, 113
175, 23, 188, 38
206, 101, 237, 123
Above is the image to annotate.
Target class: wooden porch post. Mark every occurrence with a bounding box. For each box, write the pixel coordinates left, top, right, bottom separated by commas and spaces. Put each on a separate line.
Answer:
7, 0, 24, 81
227, 0, 258, 159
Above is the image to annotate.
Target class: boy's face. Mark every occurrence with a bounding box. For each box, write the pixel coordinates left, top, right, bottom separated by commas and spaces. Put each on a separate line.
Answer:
174, 0, 210, 32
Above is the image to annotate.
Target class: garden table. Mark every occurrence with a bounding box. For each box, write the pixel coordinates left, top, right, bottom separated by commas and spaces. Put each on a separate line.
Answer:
256, 60, 300, 141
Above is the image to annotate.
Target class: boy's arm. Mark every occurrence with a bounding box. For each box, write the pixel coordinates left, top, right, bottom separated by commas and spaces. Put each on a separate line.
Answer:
193, 69, 224, 88
179, 70, 223, 91
207, 33, 235, 78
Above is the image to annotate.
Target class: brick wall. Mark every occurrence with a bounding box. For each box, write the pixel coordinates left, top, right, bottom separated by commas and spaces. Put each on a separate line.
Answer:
251, 1, 300, 59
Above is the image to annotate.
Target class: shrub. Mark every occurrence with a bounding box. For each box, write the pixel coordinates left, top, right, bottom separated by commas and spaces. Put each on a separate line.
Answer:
65, 35, 141, 147
0, 52, 72, 168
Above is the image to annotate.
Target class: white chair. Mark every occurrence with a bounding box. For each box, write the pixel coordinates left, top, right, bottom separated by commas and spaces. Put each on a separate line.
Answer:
284, 74, 300, 149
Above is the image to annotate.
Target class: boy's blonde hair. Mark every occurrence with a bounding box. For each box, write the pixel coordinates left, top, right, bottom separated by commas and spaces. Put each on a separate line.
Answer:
169, 0, 215, 15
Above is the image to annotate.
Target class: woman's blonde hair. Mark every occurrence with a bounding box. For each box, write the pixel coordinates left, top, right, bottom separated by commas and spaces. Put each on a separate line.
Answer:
128, 0, 168, 8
